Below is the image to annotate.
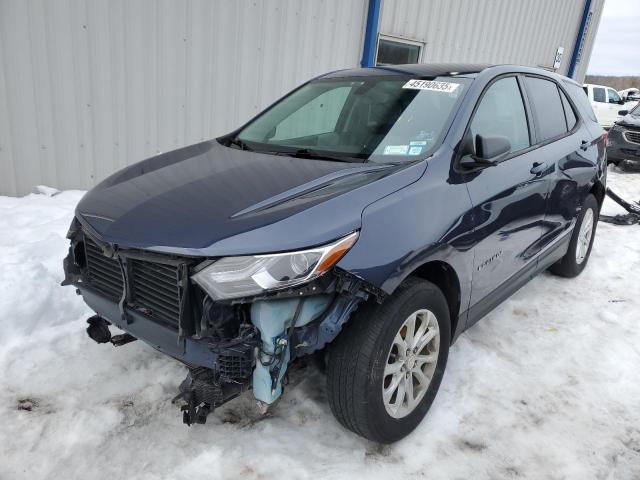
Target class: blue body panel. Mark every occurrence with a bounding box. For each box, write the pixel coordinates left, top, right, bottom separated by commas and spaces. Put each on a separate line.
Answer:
76, 141, 424, 257
81, 287, 219, 367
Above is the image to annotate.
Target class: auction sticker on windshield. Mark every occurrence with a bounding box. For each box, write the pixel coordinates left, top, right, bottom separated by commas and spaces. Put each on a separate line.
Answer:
403, 79, 459, 92
384, 145, 409, 155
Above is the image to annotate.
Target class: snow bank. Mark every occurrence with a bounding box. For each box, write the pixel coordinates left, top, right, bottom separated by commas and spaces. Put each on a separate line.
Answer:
0, 169, 639, 479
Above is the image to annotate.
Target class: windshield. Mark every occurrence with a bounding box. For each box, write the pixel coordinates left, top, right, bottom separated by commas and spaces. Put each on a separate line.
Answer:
233, 75, 471, 163
631, 102, 640, 115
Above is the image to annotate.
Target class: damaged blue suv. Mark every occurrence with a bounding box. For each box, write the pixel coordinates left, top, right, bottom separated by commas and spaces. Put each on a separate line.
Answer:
63, 64, 606, 443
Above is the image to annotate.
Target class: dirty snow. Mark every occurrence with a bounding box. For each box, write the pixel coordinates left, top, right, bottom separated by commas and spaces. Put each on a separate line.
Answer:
0, 166, 639, 480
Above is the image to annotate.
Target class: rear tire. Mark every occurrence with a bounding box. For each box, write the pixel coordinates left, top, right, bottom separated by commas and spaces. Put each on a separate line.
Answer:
549, 194, 599, 278
326, 277, 450, 443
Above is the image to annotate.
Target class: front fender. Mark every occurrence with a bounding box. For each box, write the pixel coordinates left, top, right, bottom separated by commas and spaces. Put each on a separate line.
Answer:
337, 152, 474, 317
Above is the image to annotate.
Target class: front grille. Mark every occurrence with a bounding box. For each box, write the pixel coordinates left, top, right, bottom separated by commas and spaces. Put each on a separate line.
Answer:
84, 237, 124, 301
82, 234, 184, 328
623, 130, 640, 145
130, 259, 182, 327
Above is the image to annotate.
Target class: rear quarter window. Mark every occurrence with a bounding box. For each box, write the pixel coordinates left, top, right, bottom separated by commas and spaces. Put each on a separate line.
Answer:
559, 89, 577, 130
566, 82, 597, 123
524, 76, 567, 142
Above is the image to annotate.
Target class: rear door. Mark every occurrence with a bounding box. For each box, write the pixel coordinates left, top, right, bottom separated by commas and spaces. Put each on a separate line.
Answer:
463, 76, 548, 309
521, 76, 591, 253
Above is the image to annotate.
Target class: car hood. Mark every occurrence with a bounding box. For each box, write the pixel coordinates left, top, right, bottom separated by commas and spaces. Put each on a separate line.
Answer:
618, 113, 640, 128
76, 140, 425, 255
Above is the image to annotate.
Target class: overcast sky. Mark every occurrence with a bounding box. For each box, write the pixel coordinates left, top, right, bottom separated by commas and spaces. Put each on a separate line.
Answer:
587, 0, 639, 75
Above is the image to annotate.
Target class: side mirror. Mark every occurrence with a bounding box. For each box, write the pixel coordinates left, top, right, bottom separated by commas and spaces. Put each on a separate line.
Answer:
475, 134, 511, 160
618, 110, 629, 116
460, 134, 511, 170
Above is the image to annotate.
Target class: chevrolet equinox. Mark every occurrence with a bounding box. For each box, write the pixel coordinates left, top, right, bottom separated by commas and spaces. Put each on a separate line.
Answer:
63, 64, 606, 443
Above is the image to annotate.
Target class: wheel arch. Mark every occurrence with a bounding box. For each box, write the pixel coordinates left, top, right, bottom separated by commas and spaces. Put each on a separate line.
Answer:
408, 260, 462, 343
590, 179, 605, 210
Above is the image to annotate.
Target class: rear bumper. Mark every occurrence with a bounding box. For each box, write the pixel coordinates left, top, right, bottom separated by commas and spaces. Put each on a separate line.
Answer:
79, 286, 219, 368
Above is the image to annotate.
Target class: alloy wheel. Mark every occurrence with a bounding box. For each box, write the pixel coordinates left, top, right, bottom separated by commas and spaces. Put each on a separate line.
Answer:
576, 207, 594, 264
382, 309, 440, 419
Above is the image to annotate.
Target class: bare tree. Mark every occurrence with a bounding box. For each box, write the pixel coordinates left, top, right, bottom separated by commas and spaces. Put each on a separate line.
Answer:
585, 75, 640, 91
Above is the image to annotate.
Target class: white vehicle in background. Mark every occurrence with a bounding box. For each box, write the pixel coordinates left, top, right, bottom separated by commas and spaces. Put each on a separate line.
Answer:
619, 88, 639, 111
583, 83, 635, 128
619, 87, 640, 103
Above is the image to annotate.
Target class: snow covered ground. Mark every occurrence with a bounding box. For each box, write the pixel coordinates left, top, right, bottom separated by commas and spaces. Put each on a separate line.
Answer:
0, 166, 639, 480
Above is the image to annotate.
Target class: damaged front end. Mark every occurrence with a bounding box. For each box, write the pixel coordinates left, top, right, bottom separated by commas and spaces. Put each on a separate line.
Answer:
63, 218, 382, 425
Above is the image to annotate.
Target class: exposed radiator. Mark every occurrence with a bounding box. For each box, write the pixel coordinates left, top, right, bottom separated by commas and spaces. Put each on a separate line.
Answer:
84, 236, 124, 301
130, 258, 182, 327
83, 235, 183, 328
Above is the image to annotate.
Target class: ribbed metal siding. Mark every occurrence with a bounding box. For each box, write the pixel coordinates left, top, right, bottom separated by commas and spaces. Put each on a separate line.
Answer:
0, 0, 368, 196
0, 0, 605, 197
379, 0, 604, 81
572, 0, 605, 82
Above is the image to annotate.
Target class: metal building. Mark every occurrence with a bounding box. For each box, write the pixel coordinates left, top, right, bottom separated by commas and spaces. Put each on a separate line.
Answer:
0, 0, 604, 196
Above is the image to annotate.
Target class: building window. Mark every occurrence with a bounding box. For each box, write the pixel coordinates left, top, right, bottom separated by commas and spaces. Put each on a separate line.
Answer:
376, 37, 422, 66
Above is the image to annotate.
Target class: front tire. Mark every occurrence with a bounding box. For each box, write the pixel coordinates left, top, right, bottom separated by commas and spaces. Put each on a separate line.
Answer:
326, 278, 450, 443
549, 193, 599, 278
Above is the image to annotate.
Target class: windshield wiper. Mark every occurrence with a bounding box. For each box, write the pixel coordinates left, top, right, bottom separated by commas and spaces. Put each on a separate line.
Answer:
226, 136, 254, 151
268, 148, 364, 163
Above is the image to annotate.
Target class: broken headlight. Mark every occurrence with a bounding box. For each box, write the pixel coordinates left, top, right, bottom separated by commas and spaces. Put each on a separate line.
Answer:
192, 232, 358, 300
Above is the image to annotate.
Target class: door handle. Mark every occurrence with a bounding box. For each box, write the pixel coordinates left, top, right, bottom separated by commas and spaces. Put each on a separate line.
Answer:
530, 161, 547, 175
580, 140, 590, 151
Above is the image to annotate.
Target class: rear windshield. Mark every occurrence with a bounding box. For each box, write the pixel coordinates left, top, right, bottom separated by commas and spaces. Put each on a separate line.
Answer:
234, 76, 471, 163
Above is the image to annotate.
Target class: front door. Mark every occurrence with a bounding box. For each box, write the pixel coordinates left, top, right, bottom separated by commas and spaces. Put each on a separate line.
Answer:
522, 76, 593, 252
463, 76, 548, 311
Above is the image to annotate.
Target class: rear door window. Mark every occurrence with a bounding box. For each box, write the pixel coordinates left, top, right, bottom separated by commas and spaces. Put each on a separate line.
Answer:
469, 77, 530, 154
524, 76, 568, 142
593, 87, 606, 103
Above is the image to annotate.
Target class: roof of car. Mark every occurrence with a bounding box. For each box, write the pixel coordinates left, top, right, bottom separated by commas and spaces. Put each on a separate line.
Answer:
321, 63, 493, 79
320, 63, 579, 85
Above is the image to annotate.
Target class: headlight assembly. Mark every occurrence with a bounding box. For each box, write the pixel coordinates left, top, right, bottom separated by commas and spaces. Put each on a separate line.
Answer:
192, 232, 359, 300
